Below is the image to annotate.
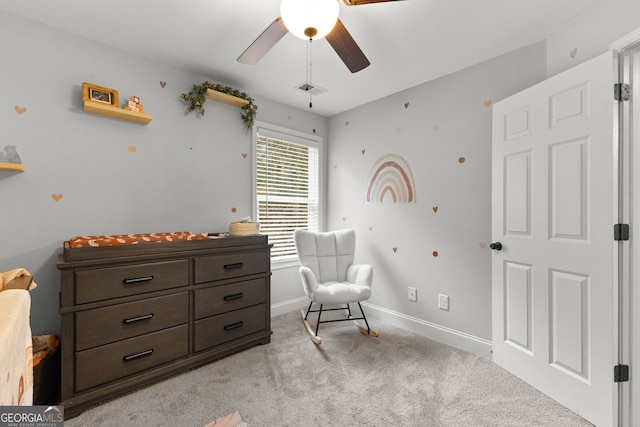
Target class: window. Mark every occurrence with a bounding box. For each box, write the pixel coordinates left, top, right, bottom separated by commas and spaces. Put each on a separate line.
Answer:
253, 123, 322, 264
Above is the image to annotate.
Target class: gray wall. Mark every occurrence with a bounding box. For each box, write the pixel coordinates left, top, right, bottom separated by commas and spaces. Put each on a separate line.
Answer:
0, 13, 327, 335
546, 0, 640, 78
326, 42, 547, 349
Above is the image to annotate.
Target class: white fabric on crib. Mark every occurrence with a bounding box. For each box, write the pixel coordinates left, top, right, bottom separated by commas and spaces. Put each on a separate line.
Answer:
0, 289, 33, 405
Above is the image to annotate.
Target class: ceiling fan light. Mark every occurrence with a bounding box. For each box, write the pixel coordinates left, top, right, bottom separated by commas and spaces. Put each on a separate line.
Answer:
281, 0, 339, 40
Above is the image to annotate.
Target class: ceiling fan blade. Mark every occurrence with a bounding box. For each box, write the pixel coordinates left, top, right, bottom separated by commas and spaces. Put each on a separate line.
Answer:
237, 17, 288, 65
341, 0, 405, 5
325, 19, 370, 73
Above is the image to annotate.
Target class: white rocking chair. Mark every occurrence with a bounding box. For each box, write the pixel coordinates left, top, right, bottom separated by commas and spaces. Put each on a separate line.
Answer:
294, 229, 379, 344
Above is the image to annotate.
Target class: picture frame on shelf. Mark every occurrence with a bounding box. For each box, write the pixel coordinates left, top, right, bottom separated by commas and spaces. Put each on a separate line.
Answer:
82, 82, 119, 107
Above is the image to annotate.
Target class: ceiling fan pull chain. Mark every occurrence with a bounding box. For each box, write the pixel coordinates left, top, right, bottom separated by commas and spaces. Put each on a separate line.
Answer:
307, 39, 313, 109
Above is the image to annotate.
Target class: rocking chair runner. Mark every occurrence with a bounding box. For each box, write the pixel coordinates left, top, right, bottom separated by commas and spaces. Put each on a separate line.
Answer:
294, 229, 379, 344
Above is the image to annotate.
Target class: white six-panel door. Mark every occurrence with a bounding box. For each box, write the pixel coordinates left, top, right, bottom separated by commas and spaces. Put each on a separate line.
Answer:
492, 51, 617, 427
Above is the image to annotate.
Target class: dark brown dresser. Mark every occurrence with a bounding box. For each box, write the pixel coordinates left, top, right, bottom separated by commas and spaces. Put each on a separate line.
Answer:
57, 235, 272, 419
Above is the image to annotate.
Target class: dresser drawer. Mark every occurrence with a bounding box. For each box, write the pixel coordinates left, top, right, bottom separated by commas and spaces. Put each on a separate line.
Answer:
75, 324, 188, 392
194, 278, 266, 320
75, 259, 189, 304
194, 251, 267, 284
75, 292, 188, 351
194, 304, 265, 352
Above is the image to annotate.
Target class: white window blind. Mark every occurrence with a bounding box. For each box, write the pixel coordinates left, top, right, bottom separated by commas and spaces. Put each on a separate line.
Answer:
256, 126, 319, 261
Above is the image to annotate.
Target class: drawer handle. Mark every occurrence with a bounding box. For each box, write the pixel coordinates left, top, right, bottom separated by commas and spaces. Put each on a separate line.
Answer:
123, 348, 153, 362
223, 293, 244, 302
224, 262, 244, 270
123, 313, 154, 324
123, 275, 154, 284
223, 321, 244, 331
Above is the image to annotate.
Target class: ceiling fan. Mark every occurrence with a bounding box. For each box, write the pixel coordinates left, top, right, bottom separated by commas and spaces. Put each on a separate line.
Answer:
237, 0, 404, 73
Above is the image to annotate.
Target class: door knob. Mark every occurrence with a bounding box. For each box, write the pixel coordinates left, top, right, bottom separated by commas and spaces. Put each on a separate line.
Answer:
490, 242, 502, 251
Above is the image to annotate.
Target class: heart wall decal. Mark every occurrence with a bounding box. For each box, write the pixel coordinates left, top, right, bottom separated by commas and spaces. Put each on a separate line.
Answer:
159, 81, 167, 88
51, 194, 63, 202
14, 106, 26, 115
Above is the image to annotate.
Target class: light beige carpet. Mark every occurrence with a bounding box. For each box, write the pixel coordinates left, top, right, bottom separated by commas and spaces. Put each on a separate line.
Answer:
65, 311, 594, 426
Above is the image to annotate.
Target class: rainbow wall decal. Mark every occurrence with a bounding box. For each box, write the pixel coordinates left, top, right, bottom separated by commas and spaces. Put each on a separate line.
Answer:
364, 154, 416, 203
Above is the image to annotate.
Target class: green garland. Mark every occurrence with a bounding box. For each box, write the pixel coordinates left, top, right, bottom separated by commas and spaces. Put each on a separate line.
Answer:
180, 81, 256, 131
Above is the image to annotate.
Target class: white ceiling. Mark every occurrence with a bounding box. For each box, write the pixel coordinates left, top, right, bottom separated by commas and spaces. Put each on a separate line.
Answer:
0, 0, 597, 117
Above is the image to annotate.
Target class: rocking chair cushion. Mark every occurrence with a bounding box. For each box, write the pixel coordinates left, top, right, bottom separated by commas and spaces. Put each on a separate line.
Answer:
312, 280, 371, 304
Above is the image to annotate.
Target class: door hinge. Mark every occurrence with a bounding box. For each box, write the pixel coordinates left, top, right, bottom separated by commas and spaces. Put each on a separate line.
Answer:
614, 364, 629, 382
614, 83, 630, 101
614, 223, 630, 241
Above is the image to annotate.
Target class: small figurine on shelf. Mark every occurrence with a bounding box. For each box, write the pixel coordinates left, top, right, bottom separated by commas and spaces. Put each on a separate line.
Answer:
123, 95, 144, 113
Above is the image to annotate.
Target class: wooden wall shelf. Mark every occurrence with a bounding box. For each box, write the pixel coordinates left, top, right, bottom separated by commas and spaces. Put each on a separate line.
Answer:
205, 89, 250, 108
83, 101, 153, 124
0, 162, 25, 172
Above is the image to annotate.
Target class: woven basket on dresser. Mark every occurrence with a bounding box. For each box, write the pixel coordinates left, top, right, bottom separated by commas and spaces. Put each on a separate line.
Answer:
229, 222, 260, 235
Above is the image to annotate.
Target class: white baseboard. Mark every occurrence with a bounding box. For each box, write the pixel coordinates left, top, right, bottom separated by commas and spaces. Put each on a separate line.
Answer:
361, 302, 493, 358
271, 299, 492, 358
271, 296, 309, 317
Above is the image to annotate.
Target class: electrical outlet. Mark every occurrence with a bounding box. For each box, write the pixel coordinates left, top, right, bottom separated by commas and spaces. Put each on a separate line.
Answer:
408, 286, 417, 302
438, 294, 449, 311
